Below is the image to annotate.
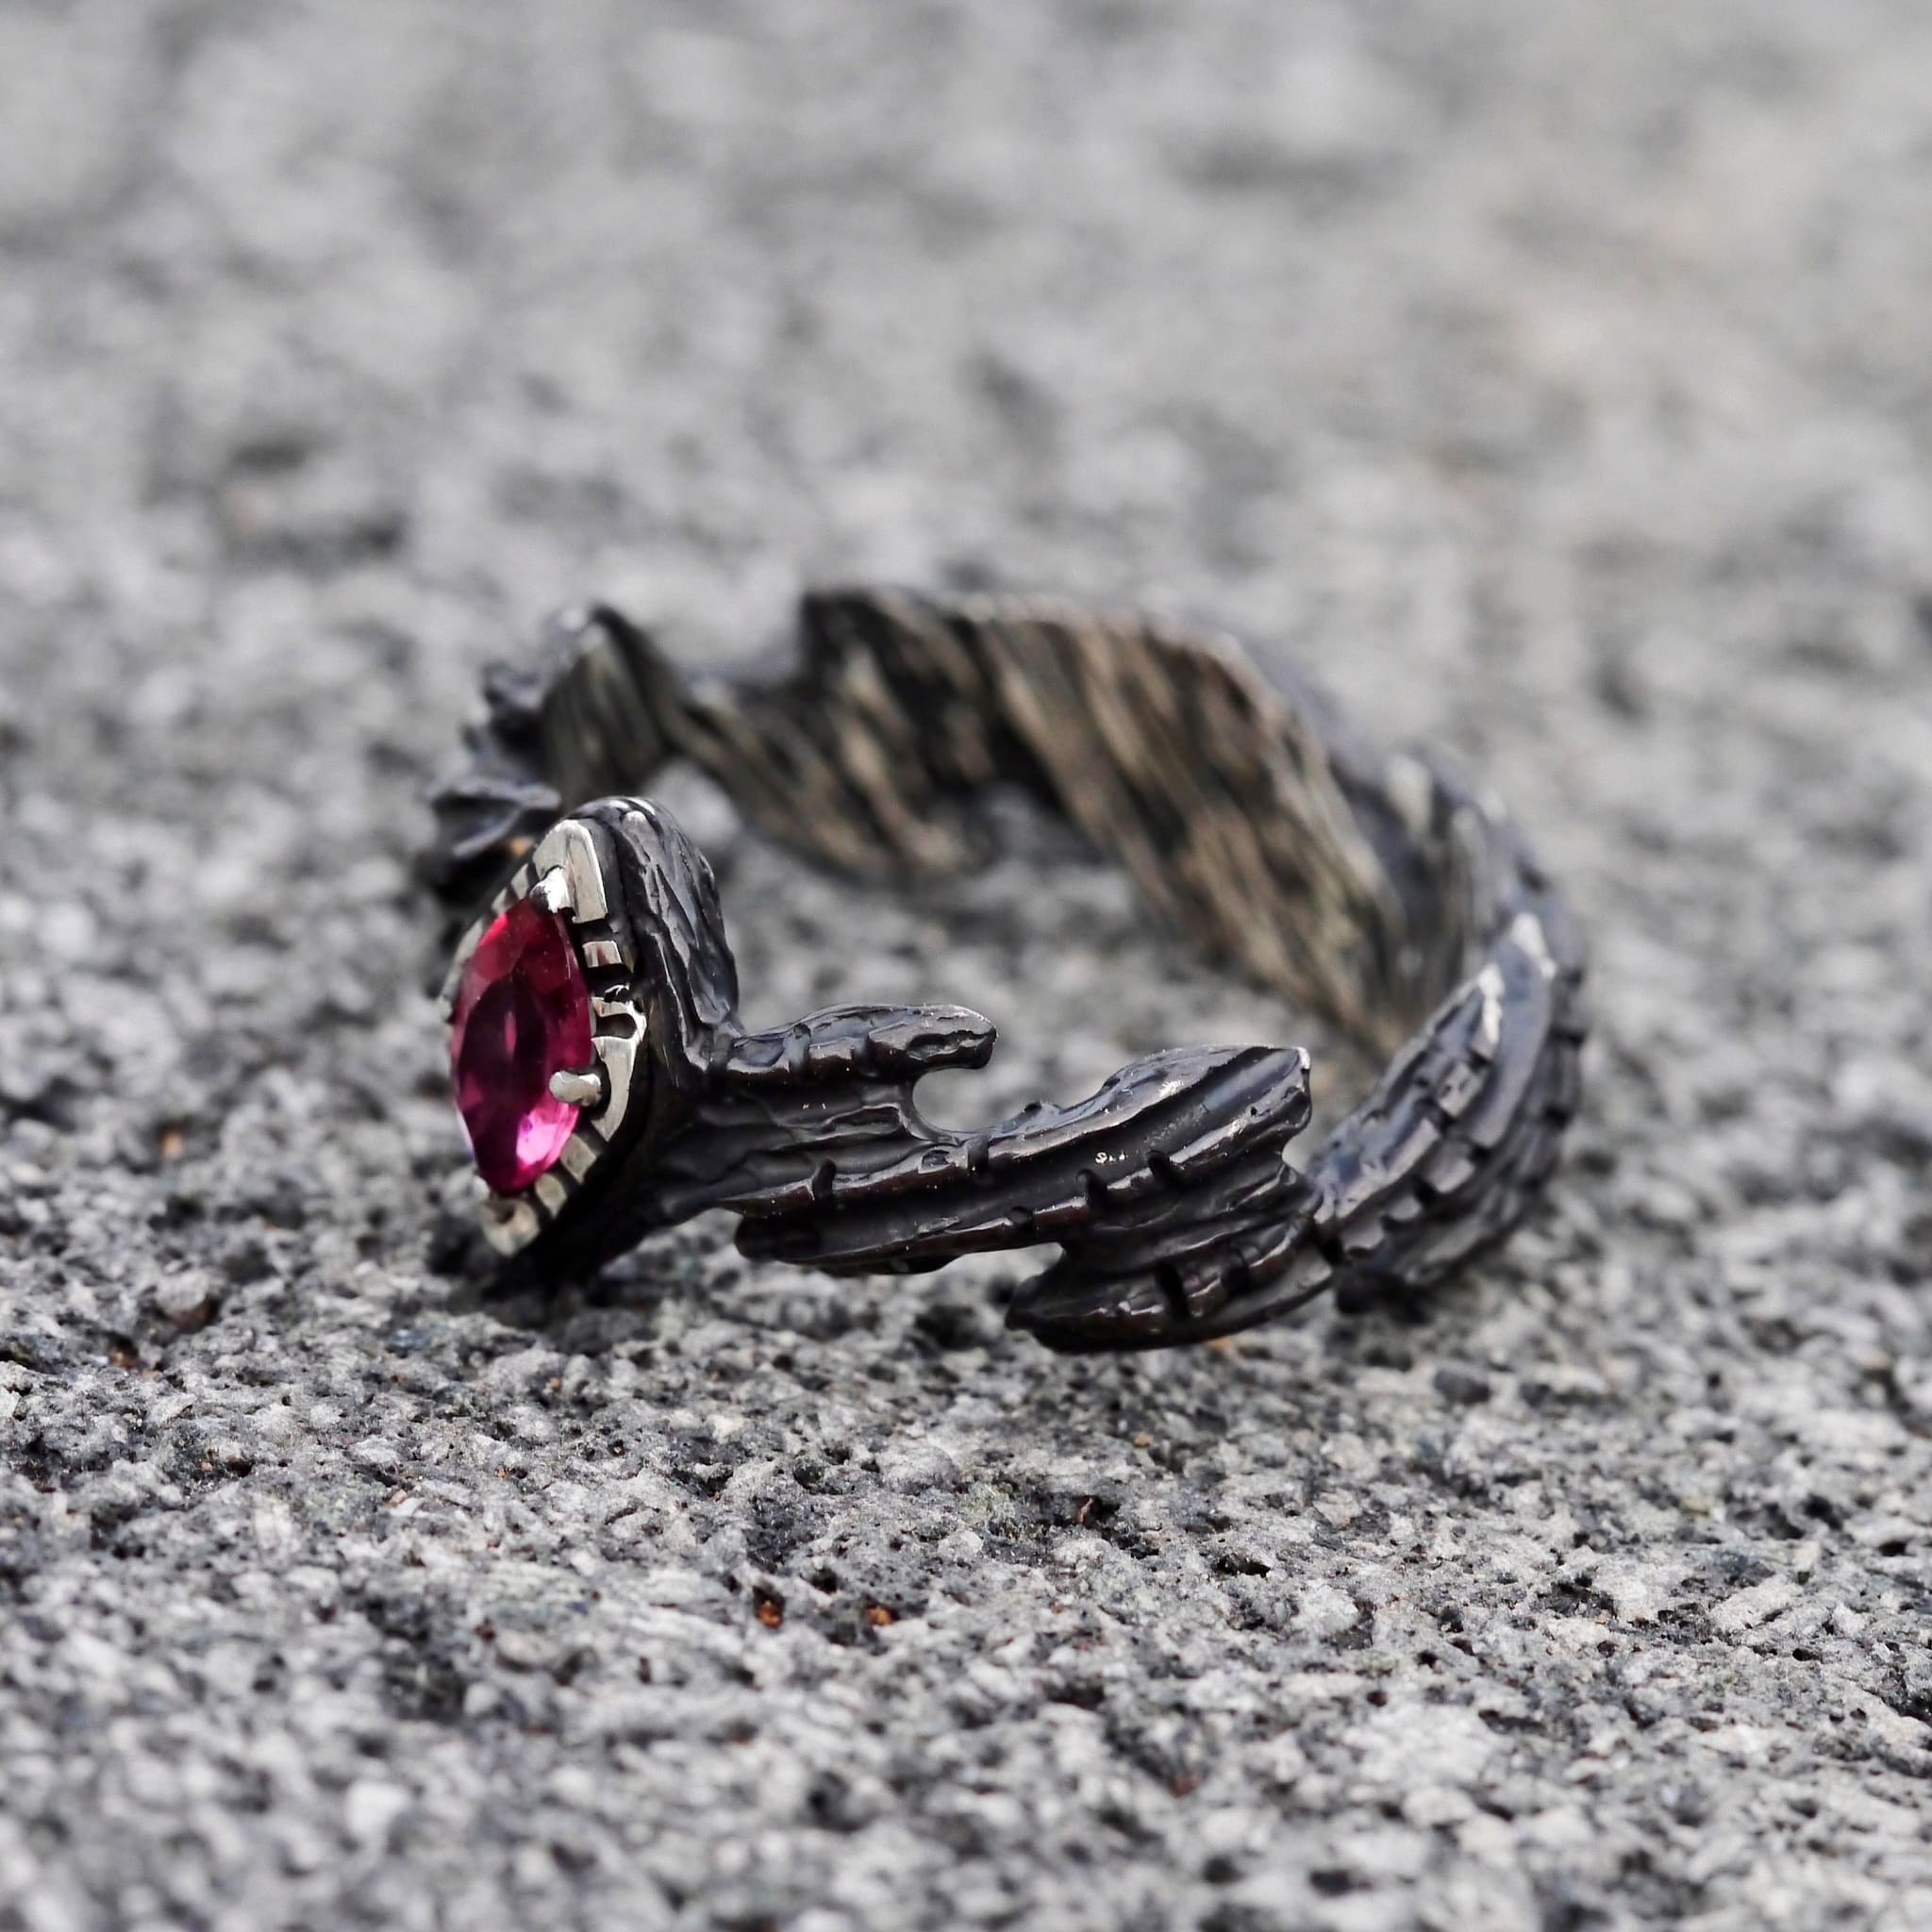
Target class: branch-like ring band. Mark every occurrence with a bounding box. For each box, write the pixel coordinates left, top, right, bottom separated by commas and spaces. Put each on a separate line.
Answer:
425, 589, 1587, 1353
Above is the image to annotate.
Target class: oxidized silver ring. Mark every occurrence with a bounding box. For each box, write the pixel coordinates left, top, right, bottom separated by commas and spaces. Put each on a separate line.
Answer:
425, 589, 1587, 1352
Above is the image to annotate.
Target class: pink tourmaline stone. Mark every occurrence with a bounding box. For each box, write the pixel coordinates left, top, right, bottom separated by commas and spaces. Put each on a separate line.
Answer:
449, 897, 594, 1194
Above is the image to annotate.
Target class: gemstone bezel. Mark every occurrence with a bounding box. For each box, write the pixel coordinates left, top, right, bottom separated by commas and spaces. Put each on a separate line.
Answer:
440, 817, 645, 1257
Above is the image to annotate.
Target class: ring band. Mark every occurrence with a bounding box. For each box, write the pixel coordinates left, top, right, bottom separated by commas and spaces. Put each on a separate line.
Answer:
426, 589, 1587, 1352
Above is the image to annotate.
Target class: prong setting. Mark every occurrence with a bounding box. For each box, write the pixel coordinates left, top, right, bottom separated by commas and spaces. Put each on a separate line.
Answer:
444, 814, 648, 1257
549, 1067, 605, 1108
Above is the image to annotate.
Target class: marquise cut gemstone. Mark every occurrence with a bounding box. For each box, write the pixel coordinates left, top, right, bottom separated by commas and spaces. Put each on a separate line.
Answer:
449, 896, 595, 1194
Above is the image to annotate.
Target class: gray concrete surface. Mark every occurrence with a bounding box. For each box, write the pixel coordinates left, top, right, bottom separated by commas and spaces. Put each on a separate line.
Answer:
4, 2, 1932, 1926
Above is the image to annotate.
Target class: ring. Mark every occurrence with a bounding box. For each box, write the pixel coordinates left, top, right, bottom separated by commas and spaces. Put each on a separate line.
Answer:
425, 589, 1587, 1352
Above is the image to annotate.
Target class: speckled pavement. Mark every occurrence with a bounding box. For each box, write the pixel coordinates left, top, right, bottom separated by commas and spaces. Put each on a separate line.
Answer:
5, 4, 1932, 1928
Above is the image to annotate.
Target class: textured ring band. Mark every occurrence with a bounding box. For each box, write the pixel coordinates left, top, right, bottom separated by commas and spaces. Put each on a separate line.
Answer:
425, 589, 1588, 1353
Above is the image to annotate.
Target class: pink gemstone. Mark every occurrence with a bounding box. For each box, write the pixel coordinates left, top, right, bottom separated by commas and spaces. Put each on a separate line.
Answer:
449, 896, 595, 1194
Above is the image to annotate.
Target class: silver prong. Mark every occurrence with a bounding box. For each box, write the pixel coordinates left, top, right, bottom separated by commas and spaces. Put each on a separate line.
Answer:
549, 1067, 605, 1108
532, 868, 574, 916
477, 1192, 541, 1256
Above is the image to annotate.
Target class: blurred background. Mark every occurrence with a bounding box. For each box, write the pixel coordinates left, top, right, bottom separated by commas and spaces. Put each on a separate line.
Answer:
8, 0, 1932, 1128
4, 4, 1932, 1929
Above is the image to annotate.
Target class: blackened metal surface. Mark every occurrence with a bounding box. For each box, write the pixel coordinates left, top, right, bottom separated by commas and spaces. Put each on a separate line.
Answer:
430, 592, 1587, 1346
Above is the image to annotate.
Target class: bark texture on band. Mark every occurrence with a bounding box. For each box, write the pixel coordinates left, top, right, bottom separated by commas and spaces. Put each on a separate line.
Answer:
427, 590, 1587, 1349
